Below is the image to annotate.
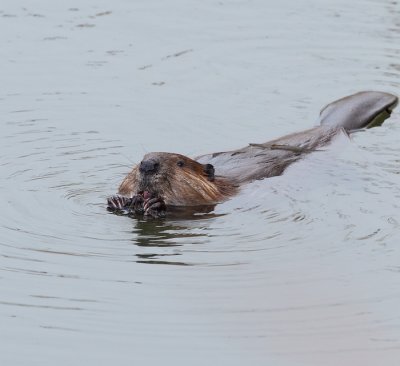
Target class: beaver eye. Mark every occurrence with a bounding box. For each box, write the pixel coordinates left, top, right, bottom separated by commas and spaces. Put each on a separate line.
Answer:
177, 160, 184, 167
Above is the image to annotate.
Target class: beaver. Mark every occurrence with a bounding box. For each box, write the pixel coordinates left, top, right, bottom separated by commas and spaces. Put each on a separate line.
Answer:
107, 91, 398, 218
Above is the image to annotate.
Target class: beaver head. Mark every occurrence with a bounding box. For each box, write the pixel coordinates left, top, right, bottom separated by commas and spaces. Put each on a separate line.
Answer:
118, 152, 237, 206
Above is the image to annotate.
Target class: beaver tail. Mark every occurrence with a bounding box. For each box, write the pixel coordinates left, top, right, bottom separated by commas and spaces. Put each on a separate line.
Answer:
319, 91, 398, 132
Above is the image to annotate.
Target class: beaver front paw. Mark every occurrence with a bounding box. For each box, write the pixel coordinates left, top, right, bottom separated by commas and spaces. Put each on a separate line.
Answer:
107, 194, 145, 215
128, 194, 146, 214
107, 192, 166, 218
143, 196, 167, 218
107, 195, 131, 212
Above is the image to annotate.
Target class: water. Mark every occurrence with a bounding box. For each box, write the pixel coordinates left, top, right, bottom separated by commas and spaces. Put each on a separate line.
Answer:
1, 0, 400, 365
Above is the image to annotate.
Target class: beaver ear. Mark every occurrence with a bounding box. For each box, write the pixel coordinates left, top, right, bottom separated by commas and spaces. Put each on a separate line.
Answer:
203, 163, 215, 181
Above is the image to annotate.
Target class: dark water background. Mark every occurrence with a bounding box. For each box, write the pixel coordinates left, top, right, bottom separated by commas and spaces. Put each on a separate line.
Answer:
1, 0, 400, 365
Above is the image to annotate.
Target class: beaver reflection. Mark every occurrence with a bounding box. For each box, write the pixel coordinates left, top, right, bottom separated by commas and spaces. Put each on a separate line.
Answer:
131, 212, 222, 265
108, 91, 398, 218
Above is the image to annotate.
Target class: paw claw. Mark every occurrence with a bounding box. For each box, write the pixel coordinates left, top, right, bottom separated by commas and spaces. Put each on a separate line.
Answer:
107, 193, 166, 218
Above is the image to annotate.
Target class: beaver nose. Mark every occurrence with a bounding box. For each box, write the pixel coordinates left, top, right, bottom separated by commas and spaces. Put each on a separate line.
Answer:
139, 159, 159, 174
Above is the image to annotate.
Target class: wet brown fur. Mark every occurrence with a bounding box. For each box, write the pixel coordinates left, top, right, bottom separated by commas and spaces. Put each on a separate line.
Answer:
119, 152, 238, 206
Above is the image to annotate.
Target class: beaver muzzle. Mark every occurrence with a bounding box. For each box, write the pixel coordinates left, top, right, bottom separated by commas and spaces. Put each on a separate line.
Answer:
139, 159, 159, 174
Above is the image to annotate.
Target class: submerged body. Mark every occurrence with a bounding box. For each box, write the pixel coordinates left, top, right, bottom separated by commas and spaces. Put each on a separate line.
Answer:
108, 91, 398, 217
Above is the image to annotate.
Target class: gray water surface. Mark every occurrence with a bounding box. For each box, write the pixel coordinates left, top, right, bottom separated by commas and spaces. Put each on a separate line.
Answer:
1, 0, 400, 365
